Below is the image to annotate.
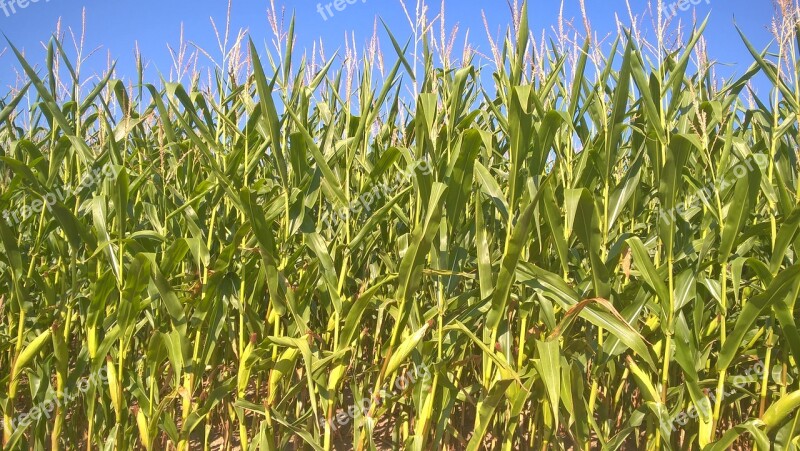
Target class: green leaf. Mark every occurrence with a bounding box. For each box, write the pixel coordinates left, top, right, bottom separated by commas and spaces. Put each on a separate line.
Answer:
571, 189, 610, 298
385, 321, 431, 376
390, 182, 447, 345
627, 237, 669, 306
535, 339, 561, 429
465, 379, 514, 451
718, 264, 800, 370
719, 156, 762, 262
517, 263, 657, 370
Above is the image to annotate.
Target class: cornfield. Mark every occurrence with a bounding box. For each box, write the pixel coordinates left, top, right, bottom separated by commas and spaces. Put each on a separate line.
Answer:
1, 1, 800, 449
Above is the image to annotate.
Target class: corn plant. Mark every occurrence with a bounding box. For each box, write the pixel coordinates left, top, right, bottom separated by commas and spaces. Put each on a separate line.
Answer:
1, 1, 800, 450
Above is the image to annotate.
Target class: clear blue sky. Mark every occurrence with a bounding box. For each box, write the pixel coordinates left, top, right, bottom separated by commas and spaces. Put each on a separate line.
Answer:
0, 0, 778, 95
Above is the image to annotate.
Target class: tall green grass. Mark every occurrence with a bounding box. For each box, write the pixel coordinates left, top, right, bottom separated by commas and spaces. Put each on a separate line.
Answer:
1, 1, 800, 449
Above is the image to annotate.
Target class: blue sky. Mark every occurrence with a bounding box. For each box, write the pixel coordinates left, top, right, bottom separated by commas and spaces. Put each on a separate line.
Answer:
0, 1, 779, 95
